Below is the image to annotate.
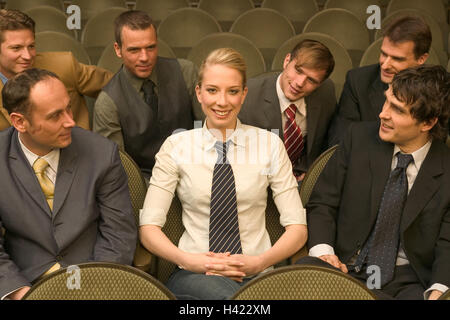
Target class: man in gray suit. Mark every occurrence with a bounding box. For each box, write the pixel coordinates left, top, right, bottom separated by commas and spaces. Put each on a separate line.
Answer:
0, 68, 137, 300
239, 39, 336, 182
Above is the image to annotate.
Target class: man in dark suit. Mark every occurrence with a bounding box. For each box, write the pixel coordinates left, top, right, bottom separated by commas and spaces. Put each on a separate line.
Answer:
328, 15, 431, 146
300, 65, 450, 300
239, 39, 336, 182
93, 10, 198, 179
0, 68, 137, 300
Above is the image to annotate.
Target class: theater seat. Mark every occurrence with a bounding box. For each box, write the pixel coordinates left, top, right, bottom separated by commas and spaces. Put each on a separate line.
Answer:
231, 264, 377, 300
157, 7, 222, 59
22, 262, 175, 300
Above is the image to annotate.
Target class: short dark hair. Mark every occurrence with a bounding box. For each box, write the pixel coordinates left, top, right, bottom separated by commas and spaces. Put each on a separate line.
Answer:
3, 68, 60, 116
391, 65, 449, 141
289, 39, 335, 81
382, 15, 431, 59
0, 9, 35, 44
114, 10, 154, 47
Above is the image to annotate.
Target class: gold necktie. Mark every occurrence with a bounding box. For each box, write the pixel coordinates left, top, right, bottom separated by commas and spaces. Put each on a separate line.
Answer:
33, 158, 54, 211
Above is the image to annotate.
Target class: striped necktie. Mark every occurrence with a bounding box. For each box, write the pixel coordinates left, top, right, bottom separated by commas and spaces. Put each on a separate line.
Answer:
284, 104, 304, 164
33, 158, 54, 211
209, 141, 242, 254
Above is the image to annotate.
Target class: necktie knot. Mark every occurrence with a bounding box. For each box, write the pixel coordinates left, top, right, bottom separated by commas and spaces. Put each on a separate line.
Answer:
33, 158, 54, 211
214, 141, 228, 164
285, 104, 297, 120
33, 158, 49, 174
142, 79, 156, 94
396, 153, 414, 170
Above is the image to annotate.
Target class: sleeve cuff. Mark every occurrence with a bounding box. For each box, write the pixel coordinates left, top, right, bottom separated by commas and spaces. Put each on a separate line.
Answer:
424, 283, 449, 300
308, 244, 335, 257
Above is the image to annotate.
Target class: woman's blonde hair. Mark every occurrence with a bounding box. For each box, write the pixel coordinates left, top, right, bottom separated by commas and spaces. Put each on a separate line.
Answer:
197, 48, 247, 88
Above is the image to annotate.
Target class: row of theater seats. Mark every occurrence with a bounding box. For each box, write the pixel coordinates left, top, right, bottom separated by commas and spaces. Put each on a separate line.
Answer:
4, 0, 447, 33
4, 0, 448, 34
4, 1, 449, 70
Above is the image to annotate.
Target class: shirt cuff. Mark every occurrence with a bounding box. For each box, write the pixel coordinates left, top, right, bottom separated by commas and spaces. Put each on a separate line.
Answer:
308, 244, 335, 257
424, 283, 449, 300
1, 286, 28, 300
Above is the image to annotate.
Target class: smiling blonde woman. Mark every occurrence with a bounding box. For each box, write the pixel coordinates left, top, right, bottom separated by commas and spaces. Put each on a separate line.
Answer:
139, 48, 307, 300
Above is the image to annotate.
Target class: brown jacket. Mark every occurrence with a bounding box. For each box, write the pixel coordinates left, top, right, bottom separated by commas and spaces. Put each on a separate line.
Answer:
0, 51, 112, 130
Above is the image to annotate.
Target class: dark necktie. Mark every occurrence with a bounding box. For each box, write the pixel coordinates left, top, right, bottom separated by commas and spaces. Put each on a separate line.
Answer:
355, 152, 414, 286
209, 141, 242, 254
142, 79, 158, 117
284, 104, 304, 165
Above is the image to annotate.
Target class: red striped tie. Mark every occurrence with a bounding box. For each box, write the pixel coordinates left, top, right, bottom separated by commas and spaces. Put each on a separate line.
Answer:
284, 104, 304, 164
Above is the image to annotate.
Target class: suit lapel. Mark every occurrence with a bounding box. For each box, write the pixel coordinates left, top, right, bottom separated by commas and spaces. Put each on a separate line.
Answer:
368, 74, 387, 120
52, 141, 79, 217
9, 131, 52, 217
369, 137, 393, 223
400, 141, 443, 232
261, 75, 283, 138
305, 95, 320, 155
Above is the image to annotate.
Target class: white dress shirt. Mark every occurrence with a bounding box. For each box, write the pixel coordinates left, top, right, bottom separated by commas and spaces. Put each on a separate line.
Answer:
140, 120, 306, 262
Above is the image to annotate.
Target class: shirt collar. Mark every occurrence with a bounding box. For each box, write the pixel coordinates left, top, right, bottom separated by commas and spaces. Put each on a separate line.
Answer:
202, 118, 247, 151
275, 74, 307, 117
18, 133, 60, 172
122, 64, 158, 93
0, 72, 8, 85
393, 139, 432, 171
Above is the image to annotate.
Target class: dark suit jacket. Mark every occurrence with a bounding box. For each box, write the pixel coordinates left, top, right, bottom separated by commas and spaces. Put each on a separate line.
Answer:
239, 73, 336, 174
328, 64, 387, 146
0, 127, 137, 298
307, 122, 450, 289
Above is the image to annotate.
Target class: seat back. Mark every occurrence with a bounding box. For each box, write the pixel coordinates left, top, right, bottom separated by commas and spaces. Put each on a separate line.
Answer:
300, 145, 337, 206
271, 33, 352, 99
360, 38, 442, 67
187, 32, 266, 78
324, 0, 384, 23
23, 262, 175, 300
97, 39, 176, 73
71, 0, 127, 29
261, 0, 319, 34
387, 0, 447, 25
118, 150, 152, 272
5, 0, 63, 11
81, 7, 129, 64
231, 264, 377, 300
157, 7, 222, 58
303, 8, 370, 67
440, 289, 450, 300
154, 196, 184, 284
198, 0, 254, 31
230, 8, 295, 70
25, 6, 77, 39
35, 31, 91, 65
135, 0, 189, 28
